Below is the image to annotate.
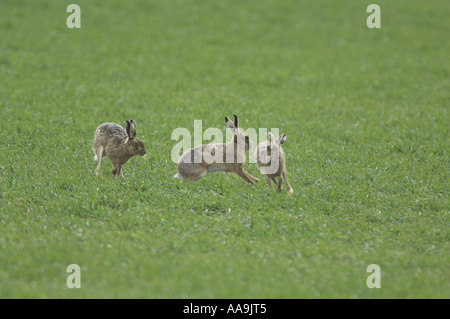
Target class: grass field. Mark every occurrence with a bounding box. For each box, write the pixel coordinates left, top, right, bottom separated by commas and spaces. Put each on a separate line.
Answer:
0, 0, 448, 298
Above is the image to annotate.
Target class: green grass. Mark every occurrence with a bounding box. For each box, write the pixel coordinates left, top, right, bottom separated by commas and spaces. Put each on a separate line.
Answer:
0, 0, 448, 298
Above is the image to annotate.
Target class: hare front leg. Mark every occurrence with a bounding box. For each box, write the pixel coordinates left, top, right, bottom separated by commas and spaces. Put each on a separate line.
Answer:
277, 176, 283, 192
111, 162, 120, 177
236, 170, 255, 184
265, 175, 273, 188
246, 172, 260, 183
235, 166, 258, 184
117, 165, 124, 177
240, 165, 260, 183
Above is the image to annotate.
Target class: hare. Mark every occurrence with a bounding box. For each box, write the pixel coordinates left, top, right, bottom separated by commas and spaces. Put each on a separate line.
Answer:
255, 132, 293, 193
93, 120, 146, 177
174, 114, 259, 184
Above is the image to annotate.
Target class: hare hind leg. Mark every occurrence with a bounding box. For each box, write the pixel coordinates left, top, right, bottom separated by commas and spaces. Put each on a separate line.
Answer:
188, 168, 208, 181
282, 170, 293, 194
176, 161, 206, 182
95, 146, 104, 176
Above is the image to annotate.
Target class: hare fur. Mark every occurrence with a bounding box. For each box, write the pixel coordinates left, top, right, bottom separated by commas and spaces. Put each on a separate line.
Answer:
175, 114, 259, 184
255, 132, 293, 193
93, 120, 146, 177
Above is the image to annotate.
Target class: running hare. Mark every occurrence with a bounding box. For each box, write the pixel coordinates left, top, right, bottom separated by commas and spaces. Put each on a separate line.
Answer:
255, 132, 293, 193
93, 120, 146, 177
175, 114, 259, 184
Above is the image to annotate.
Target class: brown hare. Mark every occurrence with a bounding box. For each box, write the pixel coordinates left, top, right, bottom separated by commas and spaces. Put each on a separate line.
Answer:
93, 120, 146, 177
174, 114, 259, 184
256, 132, 293, 193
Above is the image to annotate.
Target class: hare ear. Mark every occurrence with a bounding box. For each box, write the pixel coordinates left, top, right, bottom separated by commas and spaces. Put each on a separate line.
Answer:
268, 132, 274, 143
233, 114, 239, 129
130, 120, 137, 137
225, 116, 236, 133
277, 133, 287, 145
125, 120, 132, 139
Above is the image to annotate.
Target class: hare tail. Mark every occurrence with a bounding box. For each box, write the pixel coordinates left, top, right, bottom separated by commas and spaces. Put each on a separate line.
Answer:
173, 172, 185, 179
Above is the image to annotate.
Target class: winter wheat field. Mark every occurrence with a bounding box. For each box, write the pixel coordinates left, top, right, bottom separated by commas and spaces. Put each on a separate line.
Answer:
0, 0, 448, 298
